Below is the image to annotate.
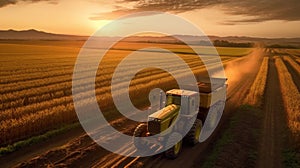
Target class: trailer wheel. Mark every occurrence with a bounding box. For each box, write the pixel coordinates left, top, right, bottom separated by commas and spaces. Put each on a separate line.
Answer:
133, 123, 148, 150
208, 109, 218, 129
185, 119, 202, 146
165, 132, 182, 159
207, 101, 224, 129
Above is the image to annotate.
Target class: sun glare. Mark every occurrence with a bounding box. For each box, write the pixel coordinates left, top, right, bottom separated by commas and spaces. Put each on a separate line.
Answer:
88, 20, 112, 34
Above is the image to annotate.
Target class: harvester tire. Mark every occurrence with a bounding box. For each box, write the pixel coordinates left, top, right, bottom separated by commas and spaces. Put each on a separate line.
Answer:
185, 119, 202, 146
133, 123, 148, 150
165, 132, 182, 159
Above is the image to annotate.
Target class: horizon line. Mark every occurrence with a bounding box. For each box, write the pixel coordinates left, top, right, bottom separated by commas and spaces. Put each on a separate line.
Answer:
1, 28, 300, 39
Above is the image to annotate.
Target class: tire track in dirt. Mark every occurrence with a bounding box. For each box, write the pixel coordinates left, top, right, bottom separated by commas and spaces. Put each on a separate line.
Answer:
257, 55, 286, 168
10, 117, 138, 168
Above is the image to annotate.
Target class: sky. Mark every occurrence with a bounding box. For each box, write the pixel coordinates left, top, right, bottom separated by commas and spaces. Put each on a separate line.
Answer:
0, 0, 300, 38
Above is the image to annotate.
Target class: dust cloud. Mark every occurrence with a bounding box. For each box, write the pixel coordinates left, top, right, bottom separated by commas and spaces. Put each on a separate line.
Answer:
225, 48, 264, 88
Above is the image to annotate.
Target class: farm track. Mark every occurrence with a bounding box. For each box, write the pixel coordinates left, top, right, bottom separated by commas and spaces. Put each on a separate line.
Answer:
4, 116, 138, 168
1, 48, 263, 168
257, 55, 286, 168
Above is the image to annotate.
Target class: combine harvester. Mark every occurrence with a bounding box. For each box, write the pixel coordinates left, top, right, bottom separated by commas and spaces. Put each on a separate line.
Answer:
133, 77, 227, 159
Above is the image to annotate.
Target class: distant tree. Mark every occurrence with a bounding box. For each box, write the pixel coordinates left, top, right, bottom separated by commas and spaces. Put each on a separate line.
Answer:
213, 40, 254, 48
267, 44, 299, 49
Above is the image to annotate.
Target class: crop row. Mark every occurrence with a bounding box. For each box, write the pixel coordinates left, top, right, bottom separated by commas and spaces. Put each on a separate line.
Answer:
275, 57, 300, 142
283, 56, 300, 74
0, 64, 73, 83
0, 60, 74, 75
244, 57, 269, 106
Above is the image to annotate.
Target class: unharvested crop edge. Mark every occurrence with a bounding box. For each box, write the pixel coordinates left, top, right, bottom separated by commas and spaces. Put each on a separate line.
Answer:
0, 122, 80, 157
0, 103, 142, 157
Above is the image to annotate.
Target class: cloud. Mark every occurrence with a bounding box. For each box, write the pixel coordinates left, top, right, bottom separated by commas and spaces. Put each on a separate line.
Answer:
0, 0, 58, 7
91, 0, 300, 23
220, 0, 300, 23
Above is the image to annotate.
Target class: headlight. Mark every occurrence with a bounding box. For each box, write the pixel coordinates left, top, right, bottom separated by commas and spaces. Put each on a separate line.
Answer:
148, 117, 161, 122
154, 118, 161, 122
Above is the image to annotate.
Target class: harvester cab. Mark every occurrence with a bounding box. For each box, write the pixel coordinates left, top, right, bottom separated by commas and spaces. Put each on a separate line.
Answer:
147, 90, 199, 135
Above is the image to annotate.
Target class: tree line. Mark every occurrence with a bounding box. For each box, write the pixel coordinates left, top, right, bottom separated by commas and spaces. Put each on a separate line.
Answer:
213, 40, 254, 48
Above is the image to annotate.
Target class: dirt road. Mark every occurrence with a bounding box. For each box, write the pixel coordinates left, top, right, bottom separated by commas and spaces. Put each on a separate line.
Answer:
0, 48, 264, 168
256, 54, 286, 168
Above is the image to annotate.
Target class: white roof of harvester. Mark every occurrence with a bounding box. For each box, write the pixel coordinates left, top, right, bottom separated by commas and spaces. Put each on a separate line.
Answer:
166, 89, 198, 96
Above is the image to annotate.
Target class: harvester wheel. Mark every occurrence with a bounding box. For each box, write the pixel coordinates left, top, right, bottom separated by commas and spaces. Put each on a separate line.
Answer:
186, 119, 202, 146
133, 123, 148, 150
165, 132, 182, 159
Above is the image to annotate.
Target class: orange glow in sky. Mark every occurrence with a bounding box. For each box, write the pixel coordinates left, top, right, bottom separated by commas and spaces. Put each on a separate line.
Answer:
0, 0, 300, 38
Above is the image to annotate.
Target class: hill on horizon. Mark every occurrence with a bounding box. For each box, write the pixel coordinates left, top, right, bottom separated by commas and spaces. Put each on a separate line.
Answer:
0, 29, 88, 40
0, 29, 300, 47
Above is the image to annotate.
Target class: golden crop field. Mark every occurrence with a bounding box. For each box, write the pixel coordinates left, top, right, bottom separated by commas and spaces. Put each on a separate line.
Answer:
2, 41, 300, 168
0, 41, 249, 146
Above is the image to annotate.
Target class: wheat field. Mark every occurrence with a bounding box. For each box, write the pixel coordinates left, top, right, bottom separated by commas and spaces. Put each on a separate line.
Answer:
0, 41, 250, 146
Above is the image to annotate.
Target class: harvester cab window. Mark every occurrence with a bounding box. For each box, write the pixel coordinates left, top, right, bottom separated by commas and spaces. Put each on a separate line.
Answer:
166, 94, 181, 106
